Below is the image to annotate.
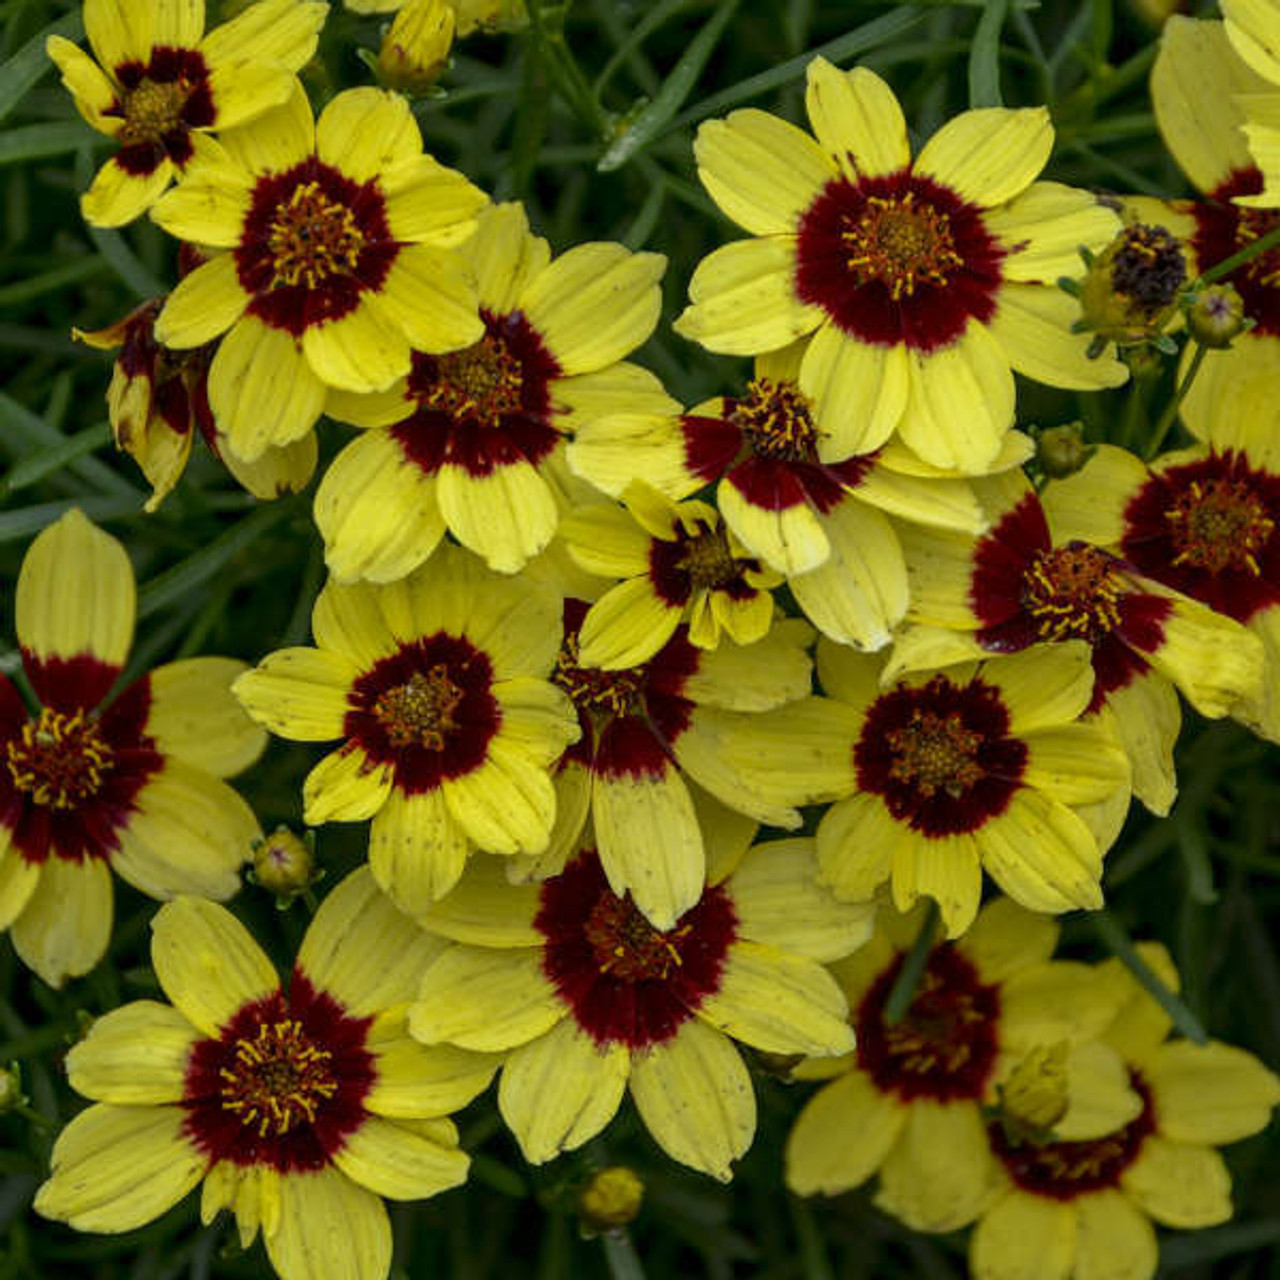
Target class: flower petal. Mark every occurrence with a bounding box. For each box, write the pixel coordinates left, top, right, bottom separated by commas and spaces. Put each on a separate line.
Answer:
65, 1000, 197, 1104
375, 244, 483, 353
805, 60, 910, 180
914, 107, 1053, 207
370, 786, 471, 913
301, 299, 411, 395
233, 648, 357, 742
152, 252, 248, 348
800, 323, 909, 460
332, 1115, 468, 1200
1073, 1189, 1158, 1280
145, 657, 266, 778
11, 856, 113, 989
970, 1191, 1076, 1280
82, 155, 174, 228
265, 1166, 390, 1280
1122, 1135, 1232, 1228
316, 87, 424, 180
1145, 1040, 1280, 1145
436, 461, 559, 574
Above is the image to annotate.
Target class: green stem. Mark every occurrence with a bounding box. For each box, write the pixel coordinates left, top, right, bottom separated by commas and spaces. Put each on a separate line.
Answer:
1144, 342, 1206, 459
884, 901, 939, 1024
13, 1101, 53, 1131
526, 0, 610, 140
1200, 223, 1280, 283
601, 1231, 646, 1280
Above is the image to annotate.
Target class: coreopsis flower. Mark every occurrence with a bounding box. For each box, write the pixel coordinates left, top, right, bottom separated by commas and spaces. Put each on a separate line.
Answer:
377, 0, 454, 95
567, 340, 1003, 649
232, 547, 579, 913
541, 598, 815, 929
673, 57, 1125, 474
0, 510, 265, 987
970, 943, 1280, 1280
149, 83, 487, 464
892, 470, 1264, 814
35, 870, 497, 1280
786, 899, 1133, 1231
409, 841, 869, 1180
316, 201, 666, 579
76, 269, 316, 511
1145, 17, 1280, 438
560, 482, 781, 666
46, 0, 325, 227
704, 639, 1129, 937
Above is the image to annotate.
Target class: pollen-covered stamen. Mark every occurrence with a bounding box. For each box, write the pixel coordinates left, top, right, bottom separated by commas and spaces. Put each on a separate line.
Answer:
1022, 544, 1123, 642
1109, 224, 1187, 313
118, 77, 191, 146
842, 193, 963, 299
420, 333, 524, 428
218, 1019, 338, 1138
676, 522, 741, 591
6, 708, 114, 809
584, 892, 691, 981
553, 633, 645, 717
373, 666, 465, 750
729, 378, 820, 462
1233, 205, 1280, 288
1166, 478, 1275, 575
267, 181, 365, 289
886, 709, 983, 799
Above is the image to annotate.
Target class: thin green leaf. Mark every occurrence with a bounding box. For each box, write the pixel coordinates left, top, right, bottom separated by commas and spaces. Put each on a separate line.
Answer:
0, 392, 138, 498
1159, 1219, 1280, 1267
0, 120, 98, 166
788, 1197, 835, 1280
1089, 909, 1208, 1044
885, 901, 939, 1023
0, 254, 108, 308
1176, 822, 1218, 905
593, 0, 694, 97
0, 420, 110, 494
86, 223, 166, 300
0, 495, 138, 543
597, 0, 741, 171
968, 0, 1008, 107
623, 172, 666, 248
0, 10, 83, 126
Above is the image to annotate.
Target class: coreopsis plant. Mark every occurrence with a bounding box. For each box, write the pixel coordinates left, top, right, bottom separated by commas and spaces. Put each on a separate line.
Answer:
35, 869, 497, 1280
233, 547, 579, 912
969, 944, 1280, 1280
892, 469, 1264, 815
45, 0, 326, 226
0, 510, 264, 987
785, 899, 1134, 1231
148, 82, 487, 464
409, 839, 870, 1180
674, 58, 1126, 474
703, 638, 1131, 937
316, 201, 667, 579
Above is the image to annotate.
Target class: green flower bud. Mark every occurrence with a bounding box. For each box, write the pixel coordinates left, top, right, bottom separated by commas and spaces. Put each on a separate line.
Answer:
1035, 424, 1092, 480
250, 826, 318, 904
1185, 283, 1248, 348
578, 1166, 644, 1232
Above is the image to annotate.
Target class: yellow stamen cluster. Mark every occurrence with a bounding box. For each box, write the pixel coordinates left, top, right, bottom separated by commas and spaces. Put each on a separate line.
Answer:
373, 666, 465, 750
119, 79, 190, 146
676, 522, 741, 591
1023, 545, 1123, 642
842, 193, 963, 299
6, 708, 112, 810
1167, 478, 1274, 575
267, 182, 365, 289
1234, 205, 1280, 288
422, 333, 524, 428
886, 710, 983, 799
584, 892, 690, 981
219, 1020, 337, 1137
729, 377, 819, 461
552, 633, 644, 717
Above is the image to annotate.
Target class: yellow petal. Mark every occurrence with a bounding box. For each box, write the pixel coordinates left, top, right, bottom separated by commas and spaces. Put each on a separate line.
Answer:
577, 578, 683, 670
957, 896, 1057, 983
146, 656, 266, 778
683, 617, 815, 710
805, 60, 910, 180
1145, 1040, 1280, 1145
201, 0, 326, 75
1073, 1190, 1158, 1280
152, 252, 247, 348
977, 641, 1095, 735
694, 108, 834, 235
317, 88, 424, 181
816, 791, 901, 902
264, 1167, 390, 1280
365, 1022, 498, 1118
0, 843, 40, 931
497, 1018, 629, 1163
915, 107, 1053, 207
332, 1115, 468, 1200
376, 244, 483, 353
800, 324, 909, 460
970, 1191, 1076, 1280
303, 746, 393, 824
436, 460, 559, 574
312, 577, 402, 668
217, 78, 314, 175
443, 742, 556, 855
11, 857, 113, 989
46, 36, 117, 131
17, 507, 134, 676
34, 1104, 204, 1233
984, 182, 1121, 284
467, 202, 551, 313
150, 897, 279, 1036
890, 832, 985, 938
370, 786, 471, 913
233, 647, 356, 741
148, 156, 252, 246
630, 1022, 754, 1182
82, 155, 173, 228
717, 475, 830, 576
1022, 723, 1131, 805
301, 299, 412, 394
854, 459, 985, 532
83, 0, 151, 77
66, 1000, 196, 1104
1103, 672, 1180, 815
1122, 1136, 1232, 1228
1041, 443, 1149, 548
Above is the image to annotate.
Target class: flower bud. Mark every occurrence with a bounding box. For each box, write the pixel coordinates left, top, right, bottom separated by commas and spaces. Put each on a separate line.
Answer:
1035, 423, 1091, 480
378, 0, 455, 95
1185, 283, 1247, 348
998, 1042, 1070, 1140
453, 0, 528, 36
1077, 223, 1187, 348
251, 827, 318, 904
0, 1062, 24, 1114
578, 1166, 644, 1233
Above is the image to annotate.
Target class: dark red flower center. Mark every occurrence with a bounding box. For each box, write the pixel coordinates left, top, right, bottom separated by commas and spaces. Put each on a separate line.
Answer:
237, 158, 397, 336
345, 634, 500, 793
1191, 169, 1280, 337
990, 1073, 1156, 1199
535, 850, 737, 1047
1166, 477, 1274, 575
729, 378, 820, 462
422, 333, 524, 427
1022, 544, 1124, 643
795, 170, 1004, 353
184, 974, 374, 1172
648, 513, 760, 608
856, 945, 1000, 1101
552, 631, 646, 718
855, 674, 1026, 837
107, 48, 214, 174
6, 708, 113, 810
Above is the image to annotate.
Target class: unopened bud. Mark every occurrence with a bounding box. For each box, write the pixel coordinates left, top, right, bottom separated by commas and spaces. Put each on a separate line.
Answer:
578, 1166, 644, 1232
0, 1062, 24, 1114
1185, 283, 1247, 348
251, 827, 317, 903
378, 0, 454, 95
1077, 223, 1187, 349
999, 1042, 1070, 1140
1035, 423, 1091, 480
453, 0, 528, 36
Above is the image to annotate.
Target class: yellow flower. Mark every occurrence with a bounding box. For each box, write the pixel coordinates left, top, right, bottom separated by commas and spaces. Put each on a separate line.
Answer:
969, 943, 1280, 1280
409, 839, 869, 1180
673, 58, 1125, 474
0, 509, 265, 987
704, 638, 1131, 938
893, 467, 1265, 814
567, 338, 1013, 649
232, 547, 580, 914
149, 82, 488, 465
317, 201, 666, 578
785, 899, 1132, 1230
377, 0, 455, 95
35, 870, 497, 1280
47, 0, 326, 227
560, 481, 782, 666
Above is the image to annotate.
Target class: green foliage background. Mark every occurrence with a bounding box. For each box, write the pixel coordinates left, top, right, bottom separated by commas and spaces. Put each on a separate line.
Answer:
0, 0, 1277, 1275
